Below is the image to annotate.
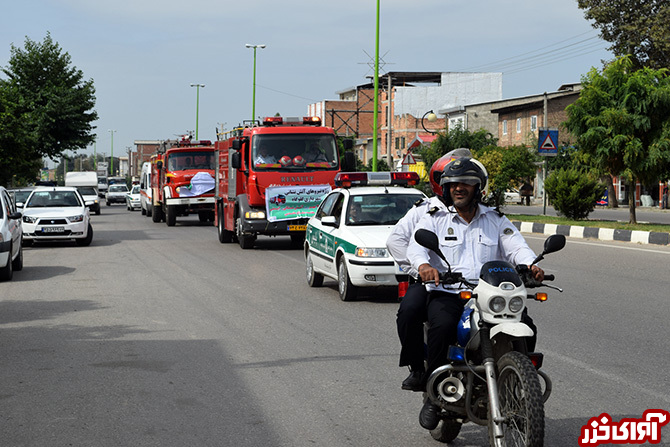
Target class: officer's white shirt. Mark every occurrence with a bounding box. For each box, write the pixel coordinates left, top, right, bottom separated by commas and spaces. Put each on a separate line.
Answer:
386, 196, 447, 279
406, 203, 537, 292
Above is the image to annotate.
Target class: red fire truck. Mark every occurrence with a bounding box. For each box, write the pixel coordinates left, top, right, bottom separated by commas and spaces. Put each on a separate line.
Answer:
150, 137, 217, 226
214, 116, 354, 249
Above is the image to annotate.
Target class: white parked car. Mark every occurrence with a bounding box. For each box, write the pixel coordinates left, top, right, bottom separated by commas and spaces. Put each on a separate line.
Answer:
105, 184, 129, 205
126, 184, 141, 211
0, 186, 23, 281
21, 187, 93, 247
304, 171, 426, 301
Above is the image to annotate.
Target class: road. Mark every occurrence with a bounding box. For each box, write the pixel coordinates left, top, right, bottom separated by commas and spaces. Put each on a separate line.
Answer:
2, 204, 669, 446
505, 203, 670, 226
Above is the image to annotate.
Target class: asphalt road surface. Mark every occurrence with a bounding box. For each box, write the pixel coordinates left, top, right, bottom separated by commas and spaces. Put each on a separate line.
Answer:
2, 204, 669, 446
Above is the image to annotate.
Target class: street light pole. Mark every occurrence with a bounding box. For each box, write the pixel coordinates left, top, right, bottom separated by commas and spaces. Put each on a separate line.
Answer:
245, 44, 266, 125
190, 83, 205, 139
109, 129, 116, 176
421, 110, 438, 134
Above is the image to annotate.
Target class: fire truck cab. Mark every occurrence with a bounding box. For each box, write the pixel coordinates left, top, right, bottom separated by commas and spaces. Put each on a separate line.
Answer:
151, 138, 217, 226
215, 116, 354, 249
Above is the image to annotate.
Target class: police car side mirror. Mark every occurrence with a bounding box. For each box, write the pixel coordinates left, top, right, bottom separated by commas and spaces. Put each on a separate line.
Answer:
322, 216, 338, 227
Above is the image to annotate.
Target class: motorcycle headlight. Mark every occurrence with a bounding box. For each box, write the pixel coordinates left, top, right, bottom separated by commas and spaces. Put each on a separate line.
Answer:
68, 215, 84, 223
489, 296, 506, 313
509, 296, 525, 313
23, 215, 38, 224
355, 247, 388, 258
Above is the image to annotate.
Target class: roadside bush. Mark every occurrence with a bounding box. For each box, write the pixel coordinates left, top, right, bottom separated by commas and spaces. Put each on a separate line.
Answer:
544, 168, 604, 220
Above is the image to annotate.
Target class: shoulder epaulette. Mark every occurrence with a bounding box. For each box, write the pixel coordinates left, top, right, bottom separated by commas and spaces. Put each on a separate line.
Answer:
413, 198, 425, 207
428, 206, 440, 215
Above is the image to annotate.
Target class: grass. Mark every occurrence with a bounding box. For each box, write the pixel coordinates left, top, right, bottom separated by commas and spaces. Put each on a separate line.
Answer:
506, 213, 670, 233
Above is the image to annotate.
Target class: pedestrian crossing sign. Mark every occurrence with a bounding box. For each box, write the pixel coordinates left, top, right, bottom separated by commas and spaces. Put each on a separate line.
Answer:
538, 128, 558, 156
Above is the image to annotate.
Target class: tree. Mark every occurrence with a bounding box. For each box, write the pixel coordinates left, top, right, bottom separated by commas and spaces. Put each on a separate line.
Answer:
419, 125, 498, 172
577, 0, 670, 70
474, 145, 538, 208
564, 55, 670, 223
0, 33, 98, 185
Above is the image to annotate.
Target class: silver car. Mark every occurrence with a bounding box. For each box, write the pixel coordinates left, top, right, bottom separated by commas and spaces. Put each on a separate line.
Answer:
0, 186, 24, 281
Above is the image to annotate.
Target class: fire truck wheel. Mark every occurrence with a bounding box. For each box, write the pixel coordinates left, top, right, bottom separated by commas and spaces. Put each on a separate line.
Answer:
151, 204, 161, 222
236, 217, 255, 249
166, 205, 177, 226
218, 209, 233, 243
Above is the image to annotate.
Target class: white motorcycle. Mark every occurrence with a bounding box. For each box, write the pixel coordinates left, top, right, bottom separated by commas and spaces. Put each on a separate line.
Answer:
414, 229, 565, 446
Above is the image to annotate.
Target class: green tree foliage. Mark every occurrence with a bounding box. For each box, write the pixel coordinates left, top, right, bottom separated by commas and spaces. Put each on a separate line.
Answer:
0, 33, 98, 185
577, 0, 670, 70
545, 168, 604, 220
564, 55, 670, 223
474, 145, 538, 208
419, 126, 497, 172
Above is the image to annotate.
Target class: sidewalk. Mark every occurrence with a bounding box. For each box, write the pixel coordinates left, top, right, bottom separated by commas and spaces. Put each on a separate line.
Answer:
506, 204, 670, 246
510, 220, 670, 246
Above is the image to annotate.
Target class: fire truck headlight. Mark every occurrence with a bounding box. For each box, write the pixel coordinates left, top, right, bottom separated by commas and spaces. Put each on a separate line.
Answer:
245, 211, 266, 219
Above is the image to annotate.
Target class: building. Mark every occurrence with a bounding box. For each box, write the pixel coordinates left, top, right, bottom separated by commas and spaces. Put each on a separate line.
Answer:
309, 71, 503, 167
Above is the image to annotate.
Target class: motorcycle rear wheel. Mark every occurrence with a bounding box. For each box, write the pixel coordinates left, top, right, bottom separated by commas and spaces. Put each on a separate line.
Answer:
488, 351, 544, 447
430, 419, 462, 443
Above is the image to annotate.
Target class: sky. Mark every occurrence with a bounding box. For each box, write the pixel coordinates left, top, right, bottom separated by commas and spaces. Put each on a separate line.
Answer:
2, 0, 612, 165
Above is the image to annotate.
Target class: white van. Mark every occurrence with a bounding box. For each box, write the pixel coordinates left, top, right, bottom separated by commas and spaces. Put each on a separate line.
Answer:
140, 162, 153, 216
65, 171, 101, 215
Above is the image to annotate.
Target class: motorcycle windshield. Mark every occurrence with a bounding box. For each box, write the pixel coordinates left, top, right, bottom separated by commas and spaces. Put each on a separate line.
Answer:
479, 261, 522, 287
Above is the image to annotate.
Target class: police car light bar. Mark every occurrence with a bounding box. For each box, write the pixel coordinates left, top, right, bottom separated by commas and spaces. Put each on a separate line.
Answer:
334, 171, 420, 188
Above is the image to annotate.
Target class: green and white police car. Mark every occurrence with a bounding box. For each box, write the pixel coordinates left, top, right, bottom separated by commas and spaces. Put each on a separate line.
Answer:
304, 171, 426, 301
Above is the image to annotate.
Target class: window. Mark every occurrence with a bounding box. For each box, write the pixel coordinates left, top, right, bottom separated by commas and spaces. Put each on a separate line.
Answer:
401, 137, 406, 149
502, 120, 508, 135
531, 115, 538, 132
395, 138, 400, 150
516, 118, 521, 133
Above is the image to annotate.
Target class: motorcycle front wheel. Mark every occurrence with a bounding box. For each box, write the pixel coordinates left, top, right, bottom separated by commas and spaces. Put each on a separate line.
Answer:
488, 351, 544, 447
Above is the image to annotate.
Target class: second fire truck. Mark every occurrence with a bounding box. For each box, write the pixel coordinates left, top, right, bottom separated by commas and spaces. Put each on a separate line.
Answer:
151, 137, 217, 226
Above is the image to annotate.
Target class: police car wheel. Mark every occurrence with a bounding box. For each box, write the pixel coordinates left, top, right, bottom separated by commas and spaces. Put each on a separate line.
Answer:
306, 251, 324, 287
337, 257, 357, 301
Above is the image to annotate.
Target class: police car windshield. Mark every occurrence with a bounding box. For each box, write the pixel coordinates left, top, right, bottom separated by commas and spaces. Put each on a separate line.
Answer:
252, 134, 338, 170
346, 193, 420, 226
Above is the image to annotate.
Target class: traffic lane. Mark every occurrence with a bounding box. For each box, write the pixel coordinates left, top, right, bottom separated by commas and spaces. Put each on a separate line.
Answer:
2, 210, 454, 447
1, 232, 281, 446
522, 235, 670, 443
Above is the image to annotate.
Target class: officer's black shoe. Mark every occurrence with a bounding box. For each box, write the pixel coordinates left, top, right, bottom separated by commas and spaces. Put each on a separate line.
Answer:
419, 400, 441, 430
401, 369, 424, 391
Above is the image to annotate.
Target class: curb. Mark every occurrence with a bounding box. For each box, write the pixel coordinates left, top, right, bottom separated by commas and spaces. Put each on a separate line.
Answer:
511, 221, 670, 246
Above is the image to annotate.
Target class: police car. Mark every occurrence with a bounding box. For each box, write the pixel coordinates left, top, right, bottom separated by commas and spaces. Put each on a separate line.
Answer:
304, 171, 426, 301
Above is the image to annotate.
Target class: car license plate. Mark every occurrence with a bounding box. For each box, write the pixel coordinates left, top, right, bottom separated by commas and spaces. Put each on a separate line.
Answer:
288, 225, 306, 231
42, 226, 65, 233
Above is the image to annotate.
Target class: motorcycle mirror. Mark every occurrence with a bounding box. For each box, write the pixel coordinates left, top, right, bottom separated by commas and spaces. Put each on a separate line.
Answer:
414, 229, 448, 263
532, 234, 566, 265
543, 234, 566, 254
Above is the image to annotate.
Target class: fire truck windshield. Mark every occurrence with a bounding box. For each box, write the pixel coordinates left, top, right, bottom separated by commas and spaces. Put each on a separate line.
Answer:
252, 134, 338, 170
167, 151, 215, 171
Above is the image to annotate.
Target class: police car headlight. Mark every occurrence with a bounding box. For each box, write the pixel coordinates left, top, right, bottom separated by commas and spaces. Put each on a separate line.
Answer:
68, 215, 85, 223
509, 296, 525, 313
355, 247, 388, 258
245, 211, 266, 219
489, 296, 506, 313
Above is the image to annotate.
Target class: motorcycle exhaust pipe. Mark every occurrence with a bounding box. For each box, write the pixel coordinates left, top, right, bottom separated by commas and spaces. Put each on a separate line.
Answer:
437, 376, 465, 403
426, 365, 465, 403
